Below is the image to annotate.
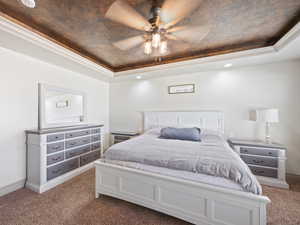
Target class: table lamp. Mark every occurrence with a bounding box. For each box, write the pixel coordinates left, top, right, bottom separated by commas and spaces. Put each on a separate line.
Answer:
256, 108, 279, 143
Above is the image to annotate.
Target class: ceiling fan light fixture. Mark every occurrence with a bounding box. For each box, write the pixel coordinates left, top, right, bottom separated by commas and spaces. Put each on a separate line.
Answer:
159, 41, 168, 54
21, 0, 36, 8
152, 33, 161, 48
144, 41, 152, 55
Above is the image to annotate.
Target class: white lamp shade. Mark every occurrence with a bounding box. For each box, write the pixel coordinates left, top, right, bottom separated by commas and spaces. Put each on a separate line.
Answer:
257, 108, 279, 123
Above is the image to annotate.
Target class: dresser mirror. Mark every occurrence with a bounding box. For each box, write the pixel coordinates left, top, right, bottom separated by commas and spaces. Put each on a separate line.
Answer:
38, 83, 87, 129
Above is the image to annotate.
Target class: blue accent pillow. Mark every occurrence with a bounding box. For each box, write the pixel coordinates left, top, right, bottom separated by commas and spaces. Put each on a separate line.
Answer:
159, 127, 201, 142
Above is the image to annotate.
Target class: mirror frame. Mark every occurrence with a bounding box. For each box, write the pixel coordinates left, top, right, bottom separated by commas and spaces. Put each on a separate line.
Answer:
38, 83, 87, 129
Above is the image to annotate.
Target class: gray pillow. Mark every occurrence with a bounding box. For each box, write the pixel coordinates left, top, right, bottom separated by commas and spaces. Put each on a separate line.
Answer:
159, 127, 201, 142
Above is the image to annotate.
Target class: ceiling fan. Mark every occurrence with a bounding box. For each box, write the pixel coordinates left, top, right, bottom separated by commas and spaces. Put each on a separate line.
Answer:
105, 0, 210, 56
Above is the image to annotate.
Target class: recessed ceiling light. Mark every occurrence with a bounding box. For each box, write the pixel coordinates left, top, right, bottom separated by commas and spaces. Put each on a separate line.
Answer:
21, 0, 36, 8
224, 63, 232, 68
136, 76, 142, 79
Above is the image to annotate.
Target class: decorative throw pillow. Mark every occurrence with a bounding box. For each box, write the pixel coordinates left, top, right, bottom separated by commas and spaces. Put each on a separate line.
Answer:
159, 127, 201, 141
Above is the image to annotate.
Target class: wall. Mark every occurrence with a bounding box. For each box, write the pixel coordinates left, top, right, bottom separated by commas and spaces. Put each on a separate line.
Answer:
0, 47, 109, 194
110, 60, 300, 175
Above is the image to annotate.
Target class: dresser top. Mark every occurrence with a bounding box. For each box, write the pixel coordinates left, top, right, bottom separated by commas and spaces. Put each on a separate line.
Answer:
111, 131, 140, 136
228, 138, 286, 149
26, 124, 103, 135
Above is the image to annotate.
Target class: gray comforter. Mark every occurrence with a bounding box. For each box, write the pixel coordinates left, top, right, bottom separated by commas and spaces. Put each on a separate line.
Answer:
104, 130, 262, 194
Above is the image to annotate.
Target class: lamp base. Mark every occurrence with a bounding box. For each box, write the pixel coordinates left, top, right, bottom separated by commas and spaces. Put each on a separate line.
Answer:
265, 122, 271, 144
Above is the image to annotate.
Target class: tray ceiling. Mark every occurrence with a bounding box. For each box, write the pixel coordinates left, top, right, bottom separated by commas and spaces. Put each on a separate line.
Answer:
0, 0, 299, 72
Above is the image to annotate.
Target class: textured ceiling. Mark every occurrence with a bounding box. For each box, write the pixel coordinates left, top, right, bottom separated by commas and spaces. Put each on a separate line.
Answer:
0, 0, 299, 72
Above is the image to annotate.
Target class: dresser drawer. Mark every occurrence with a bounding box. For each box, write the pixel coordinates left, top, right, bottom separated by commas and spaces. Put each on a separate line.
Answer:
80, 151, 100, 166
241, 154, 278, 168
114, 135, 130, 141
47, 133, 64, 142
249, 165, 278, 178
240, 147, 279, 157
91, 128, 101, 134
65, 130, 90, 139
65, 145, 90, 159
65, 136, 91, 149
47, 142, 64, 154
47, 158, 79, 181
47, 152, 64, 165
91, 135, 101, 142
91, 142, 101, 150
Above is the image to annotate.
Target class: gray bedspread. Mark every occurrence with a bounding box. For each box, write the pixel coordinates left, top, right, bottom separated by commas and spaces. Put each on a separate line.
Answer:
104, 130, 262, 194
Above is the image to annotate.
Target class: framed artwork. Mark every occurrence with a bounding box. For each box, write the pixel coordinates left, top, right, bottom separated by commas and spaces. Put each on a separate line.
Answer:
56, 100, 70, 108
168, 84, 195, 94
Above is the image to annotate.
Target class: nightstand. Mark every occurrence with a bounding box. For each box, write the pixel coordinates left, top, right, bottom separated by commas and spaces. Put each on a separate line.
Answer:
228, 138, 289, 189
110, 131, 140, 145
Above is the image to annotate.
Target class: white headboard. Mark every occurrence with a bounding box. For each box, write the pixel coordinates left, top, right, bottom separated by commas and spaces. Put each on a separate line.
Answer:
143, 111, 224, 133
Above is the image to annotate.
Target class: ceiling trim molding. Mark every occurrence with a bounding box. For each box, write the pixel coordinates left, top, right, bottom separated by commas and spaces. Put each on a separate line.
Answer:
274, 21, 300, 51
0, 15, 114, 78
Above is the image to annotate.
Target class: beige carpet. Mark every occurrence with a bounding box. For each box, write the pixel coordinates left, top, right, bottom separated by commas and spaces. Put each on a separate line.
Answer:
0, 169, 299, 225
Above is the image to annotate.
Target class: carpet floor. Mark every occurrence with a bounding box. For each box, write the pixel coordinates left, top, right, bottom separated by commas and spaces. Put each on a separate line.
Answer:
0, 169, 299, 225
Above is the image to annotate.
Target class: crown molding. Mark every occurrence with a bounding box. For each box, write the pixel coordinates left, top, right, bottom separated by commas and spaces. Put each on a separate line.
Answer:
0, 15, 114, 78
0, 12, 299, 82
274, 21, 300, 51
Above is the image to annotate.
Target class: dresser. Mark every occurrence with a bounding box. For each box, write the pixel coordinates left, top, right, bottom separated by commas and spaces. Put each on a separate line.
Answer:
110, 131, 140, 145
25, 124, 104, 193
228, 139, 289, 189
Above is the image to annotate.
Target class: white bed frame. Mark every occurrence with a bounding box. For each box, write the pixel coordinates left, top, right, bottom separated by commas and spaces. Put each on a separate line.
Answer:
95, 111, 270, 225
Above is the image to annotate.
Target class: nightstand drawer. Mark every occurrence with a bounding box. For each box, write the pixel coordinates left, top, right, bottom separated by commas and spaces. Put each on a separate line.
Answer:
249, 165, 278, 178
241, 154, 278, 168
240, 147, 279, 157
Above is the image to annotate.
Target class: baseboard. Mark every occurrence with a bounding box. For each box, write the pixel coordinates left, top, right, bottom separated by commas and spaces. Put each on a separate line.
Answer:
0, 179, 25, 197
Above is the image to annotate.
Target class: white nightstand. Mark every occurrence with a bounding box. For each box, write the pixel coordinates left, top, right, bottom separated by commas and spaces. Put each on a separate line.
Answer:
110, 131, 140, 145
228, 139, 289, 189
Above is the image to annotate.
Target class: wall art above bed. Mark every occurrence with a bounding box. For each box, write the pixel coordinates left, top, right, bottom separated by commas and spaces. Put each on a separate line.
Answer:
168, 84, 195, 94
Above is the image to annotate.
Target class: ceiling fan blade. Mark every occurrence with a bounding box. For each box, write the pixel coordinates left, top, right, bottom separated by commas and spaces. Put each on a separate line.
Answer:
168, 25, 210, 43
105, 0, 152, 31
113, 35, 145, 51
160, 0, 202, 29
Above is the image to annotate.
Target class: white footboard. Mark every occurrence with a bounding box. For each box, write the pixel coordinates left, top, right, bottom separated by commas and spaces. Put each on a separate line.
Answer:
95, 161, 270, 225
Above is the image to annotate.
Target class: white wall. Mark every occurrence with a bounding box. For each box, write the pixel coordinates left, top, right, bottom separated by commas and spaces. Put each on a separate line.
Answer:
110, 60, 300, 175
0, 47, 109, 192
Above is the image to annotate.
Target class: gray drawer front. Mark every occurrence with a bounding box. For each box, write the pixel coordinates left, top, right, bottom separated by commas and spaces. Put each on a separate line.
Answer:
65, 145, 90, 159
92, 128, 101, 134
240, 147, 279, 157
115, 135, 130, 141
47, 158, 79, 181
47, 134, 64, 142
65, 130, 90, 139
66, 136, 91, 149
91, 135, 101, 142
241, 154, 278, 168
47, 142, 64, 154
91, 142, 101, 150
47, 152, 64, 165
80, 151, 100, 166
249, 165, 278, 178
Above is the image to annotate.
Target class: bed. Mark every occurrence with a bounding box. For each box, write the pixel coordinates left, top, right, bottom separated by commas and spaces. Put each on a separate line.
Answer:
95, 111, 270, 225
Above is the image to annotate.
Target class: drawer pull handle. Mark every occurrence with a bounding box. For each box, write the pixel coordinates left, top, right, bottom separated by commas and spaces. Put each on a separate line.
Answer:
52, 156, 62, 161
52, 168, 63, 174
253, 160, 264, 164
268, 152, 273, 155
69, 142, 77, 146
254, 170, 265, 174
53, 146, 61, 150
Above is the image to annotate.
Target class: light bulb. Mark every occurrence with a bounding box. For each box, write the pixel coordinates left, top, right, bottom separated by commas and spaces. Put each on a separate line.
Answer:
152, 33, 161, 48
21, 0, 36, 8
159, 41, 167, 54
144, 41, 152, 55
